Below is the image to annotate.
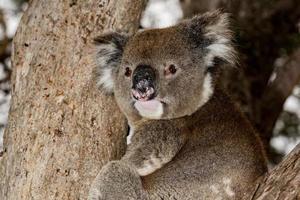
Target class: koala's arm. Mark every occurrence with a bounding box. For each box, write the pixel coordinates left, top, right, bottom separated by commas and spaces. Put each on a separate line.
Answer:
88, 161, 149, 200
122, 120, 187, 176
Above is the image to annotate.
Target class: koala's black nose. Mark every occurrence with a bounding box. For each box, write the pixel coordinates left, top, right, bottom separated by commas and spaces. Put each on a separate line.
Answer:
132, 64, 156, 101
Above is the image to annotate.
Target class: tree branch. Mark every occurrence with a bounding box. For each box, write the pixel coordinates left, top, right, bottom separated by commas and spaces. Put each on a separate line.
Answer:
259, 48, 300, 147
249, 144, 300, 199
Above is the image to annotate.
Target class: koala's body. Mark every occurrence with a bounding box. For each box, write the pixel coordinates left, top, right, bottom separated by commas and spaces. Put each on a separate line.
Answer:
89, 11, 267, 200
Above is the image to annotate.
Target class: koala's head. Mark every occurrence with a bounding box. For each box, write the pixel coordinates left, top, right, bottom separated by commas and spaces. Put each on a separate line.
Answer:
94, 11, 236, 120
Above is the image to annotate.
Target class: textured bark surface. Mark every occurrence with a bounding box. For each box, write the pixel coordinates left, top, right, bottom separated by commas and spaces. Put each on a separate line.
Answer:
0, 0, 146, 199
250, 144, 300, 200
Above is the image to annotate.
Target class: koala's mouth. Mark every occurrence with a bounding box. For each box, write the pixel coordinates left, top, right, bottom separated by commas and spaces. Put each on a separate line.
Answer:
131, 87, 155, 101
131, 76, 165, 119
134, 99, 164, 119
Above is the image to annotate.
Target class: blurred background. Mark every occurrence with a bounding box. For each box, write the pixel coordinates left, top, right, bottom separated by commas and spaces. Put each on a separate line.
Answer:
0, 0, 299, 164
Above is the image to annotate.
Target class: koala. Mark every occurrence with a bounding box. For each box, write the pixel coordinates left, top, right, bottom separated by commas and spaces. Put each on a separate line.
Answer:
88, 11, 267, 200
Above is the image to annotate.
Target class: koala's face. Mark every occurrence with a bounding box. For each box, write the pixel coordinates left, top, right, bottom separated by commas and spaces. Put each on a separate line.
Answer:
113, 29, 213, 120
94, 11, 236, 120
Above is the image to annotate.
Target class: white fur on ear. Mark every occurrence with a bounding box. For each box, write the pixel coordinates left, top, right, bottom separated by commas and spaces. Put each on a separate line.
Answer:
94, 32, 128, 94
95, 43, 120, 93
204, 36, 236, 67
203, 11, 237, 67
97, 67, 114, 92
188, 10, 237, 67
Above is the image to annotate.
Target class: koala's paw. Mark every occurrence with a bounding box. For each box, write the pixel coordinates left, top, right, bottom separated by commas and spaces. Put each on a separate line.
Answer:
88, 161, 148, 200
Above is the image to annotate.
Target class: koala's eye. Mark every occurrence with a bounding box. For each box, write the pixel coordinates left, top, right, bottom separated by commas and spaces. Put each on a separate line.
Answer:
164, 64, 177, 76
125, 67, 132, 77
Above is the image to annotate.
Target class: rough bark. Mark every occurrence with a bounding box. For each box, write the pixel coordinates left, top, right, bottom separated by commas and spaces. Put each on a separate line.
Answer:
250, 144, 300, 199
0, 0, 146, 199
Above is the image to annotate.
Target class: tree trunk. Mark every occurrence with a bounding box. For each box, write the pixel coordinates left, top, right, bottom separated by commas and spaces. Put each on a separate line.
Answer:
0, 1, 146, 199
250, 144, 300, 199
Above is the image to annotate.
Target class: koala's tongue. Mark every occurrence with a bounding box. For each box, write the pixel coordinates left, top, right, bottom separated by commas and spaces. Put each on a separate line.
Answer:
134, 100, 163, 119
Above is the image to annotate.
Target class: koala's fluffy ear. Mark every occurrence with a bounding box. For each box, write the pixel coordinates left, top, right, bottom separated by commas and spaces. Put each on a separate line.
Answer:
184, 10, 237, 67
93, 32, 129, 94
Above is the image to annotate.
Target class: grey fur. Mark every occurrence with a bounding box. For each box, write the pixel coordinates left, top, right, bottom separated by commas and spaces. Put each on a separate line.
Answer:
89, 10, 267, 200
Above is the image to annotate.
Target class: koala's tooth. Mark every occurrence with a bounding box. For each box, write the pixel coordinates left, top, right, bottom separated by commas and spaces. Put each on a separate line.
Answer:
132, 89, 141, 99
146, 88, 154, 96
